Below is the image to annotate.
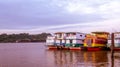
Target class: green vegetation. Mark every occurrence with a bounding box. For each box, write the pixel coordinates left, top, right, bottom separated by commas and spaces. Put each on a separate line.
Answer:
0, 33, 51, 43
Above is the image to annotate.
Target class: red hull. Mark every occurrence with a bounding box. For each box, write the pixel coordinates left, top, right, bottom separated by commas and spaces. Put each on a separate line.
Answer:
47, 46, 109, 51
62, 47, 70, 50
87, 47, 101, 51
69, 47, 81, 50
48, 47, 57, 50
114, 48, 120, 51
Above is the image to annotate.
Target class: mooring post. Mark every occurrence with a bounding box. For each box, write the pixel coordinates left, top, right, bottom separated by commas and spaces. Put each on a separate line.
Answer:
111, 33, 114, 58
111, 33, 114, 67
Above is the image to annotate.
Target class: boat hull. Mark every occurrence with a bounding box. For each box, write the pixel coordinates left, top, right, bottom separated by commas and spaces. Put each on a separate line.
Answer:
46, 45, 57, 50
69, 47, 82, 50
113, 48, 120, 51
85, 47, 110, 51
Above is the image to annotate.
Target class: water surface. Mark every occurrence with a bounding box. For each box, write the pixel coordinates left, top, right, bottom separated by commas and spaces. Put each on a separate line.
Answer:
0, 43, 119, 67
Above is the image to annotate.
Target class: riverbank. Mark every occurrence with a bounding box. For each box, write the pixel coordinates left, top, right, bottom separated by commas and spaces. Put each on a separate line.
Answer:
0, 33, 50, 43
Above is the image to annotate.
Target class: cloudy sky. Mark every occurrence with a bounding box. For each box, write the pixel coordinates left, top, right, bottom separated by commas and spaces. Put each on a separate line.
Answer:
0, 0, 120, 34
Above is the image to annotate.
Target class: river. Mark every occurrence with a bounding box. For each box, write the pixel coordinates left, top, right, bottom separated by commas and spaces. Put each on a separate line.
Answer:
0, 43, 119, 67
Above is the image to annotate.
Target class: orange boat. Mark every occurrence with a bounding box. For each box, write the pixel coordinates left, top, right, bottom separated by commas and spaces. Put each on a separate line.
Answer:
84, 32, 109, 51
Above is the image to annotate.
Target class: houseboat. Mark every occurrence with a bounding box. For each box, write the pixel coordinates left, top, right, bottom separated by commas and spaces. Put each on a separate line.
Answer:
84, 32, 109, 51
65, 32, 86, 50
46, 35, 57, 50
107, 32, 120, 51
54, 32, 66, 49
46, 32, 66, 50
46, 32, 86, 50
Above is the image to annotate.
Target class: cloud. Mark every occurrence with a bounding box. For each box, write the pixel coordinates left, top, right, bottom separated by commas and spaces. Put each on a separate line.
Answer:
1, 18, 120, 34
34, 18, 120, 33
52, 0, 120, 19
0, 0, 120, 34
98, 1, 120, 18
64, 1, 95, 14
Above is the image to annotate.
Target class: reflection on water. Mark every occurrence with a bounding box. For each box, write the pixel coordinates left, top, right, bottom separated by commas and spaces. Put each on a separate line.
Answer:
114, 51, 120, 67
46, 50, 110, 67
84, 51, 109, 67
0, 43, 120, 67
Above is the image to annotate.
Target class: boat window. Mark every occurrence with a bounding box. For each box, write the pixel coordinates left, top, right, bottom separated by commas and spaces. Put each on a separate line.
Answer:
87, 39, 92, 47
59, 34, 62, 38
80, 35, 82, 37
73, 33, 76, 35
66, 33, 70, 36
70, 40, 72, 43
82, 40, 84, 42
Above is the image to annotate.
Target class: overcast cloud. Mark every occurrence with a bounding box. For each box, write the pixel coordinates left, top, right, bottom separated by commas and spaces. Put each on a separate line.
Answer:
0, 0, 120, 34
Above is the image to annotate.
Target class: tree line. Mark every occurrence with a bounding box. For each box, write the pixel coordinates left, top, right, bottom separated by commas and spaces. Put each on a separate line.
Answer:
0, 33, 51, 43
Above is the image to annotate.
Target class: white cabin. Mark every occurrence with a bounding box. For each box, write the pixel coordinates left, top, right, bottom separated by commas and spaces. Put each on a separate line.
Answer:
65, 32, 86, 47
55, 32, 66, 39
65, 32, 85, 44
54, 32, 66, 46
66, 39, 84, 44
46, 35, 55, 46
66, 32, 86, 40
108, 39, 120, 47
107, 32, 120, 47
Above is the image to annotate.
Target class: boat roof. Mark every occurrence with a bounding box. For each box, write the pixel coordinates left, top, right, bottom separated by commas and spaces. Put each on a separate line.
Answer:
91, 32, 109, 34
114, 32, 120, 34
47, 35, 54, 37
54, 32, 65, 34
65, 32, 85, 34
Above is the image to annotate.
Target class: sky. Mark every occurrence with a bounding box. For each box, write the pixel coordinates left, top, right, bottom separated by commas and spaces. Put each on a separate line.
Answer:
0, 0, 120, 34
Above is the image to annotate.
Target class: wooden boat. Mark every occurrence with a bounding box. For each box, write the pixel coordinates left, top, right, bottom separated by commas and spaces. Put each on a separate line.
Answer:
54, 32, 66, 49
84, 32, 109, 51
65, 32, 86, 50
46, 35, 57, 50
108, 32, 120, 51
46, 32, 66, 50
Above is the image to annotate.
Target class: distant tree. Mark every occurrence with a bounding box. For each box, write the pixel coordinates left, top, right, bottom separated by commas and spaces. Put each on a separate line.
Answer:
0, 33, 51, 43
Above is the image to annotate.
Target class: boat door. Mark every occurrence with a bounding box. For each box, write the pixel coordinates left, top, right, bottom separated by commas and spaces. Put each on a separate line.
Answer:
86, 38, 92, 47
70, 39, 72, 44
60, 39, 62, 45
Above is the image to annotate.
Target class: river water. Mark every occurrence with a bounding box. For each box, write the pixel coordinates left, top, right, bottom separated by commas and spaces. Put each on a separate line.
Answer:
0, 43, 119, 67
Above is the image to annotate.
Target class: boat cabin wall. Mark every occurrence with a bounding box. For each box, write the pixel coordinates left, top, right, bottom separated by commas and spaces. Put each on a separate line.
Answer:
66, 33, 86, 39
46, 39, 55, 45
92, 33, 109, 39
115, 33, 120, 39
84, 38, 93, 47
46, 36, 55, 40
107, 39, 120, 47
84, 36, 107, 47
76, 33, 86, 39
55, 39, 66, 46
66, 39, 84, 44
55, 33, 65, 39
73, 39, 84, 44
